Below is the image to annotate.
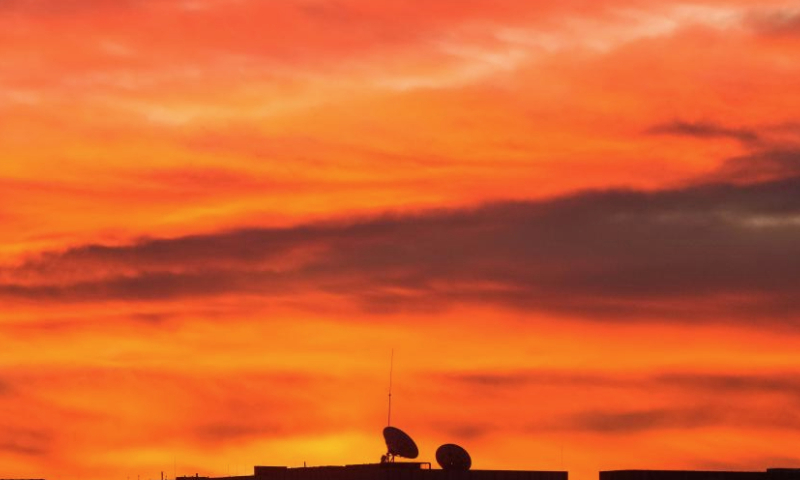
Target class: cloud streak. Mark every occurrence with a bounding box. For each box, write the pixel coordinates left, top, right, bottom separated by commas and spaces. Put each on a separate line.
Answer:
443, 369, 800, 399
436, 369, 800, 435
647, 120, 761, 144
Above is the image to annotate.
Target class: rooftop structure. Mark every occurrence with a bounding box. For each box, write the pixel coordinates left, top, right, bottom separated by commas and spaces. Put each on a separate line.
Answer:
177, 462, 567, 480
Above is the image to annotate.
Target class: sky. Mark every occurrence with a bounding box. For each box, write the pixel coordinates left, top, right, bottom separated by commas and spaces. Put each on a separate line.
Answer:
1, 1, 800, 479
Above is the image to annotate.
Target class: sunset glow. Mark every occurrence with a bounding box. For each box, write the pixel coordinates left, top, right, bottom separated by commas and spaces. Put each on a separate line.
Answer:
2, 1, 800, 480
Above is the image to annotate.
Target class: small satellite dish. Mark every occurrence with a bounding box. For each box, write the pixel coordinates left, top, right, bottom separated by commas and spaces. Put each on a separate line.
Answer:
436, 444, 472, 470
383, 426, 419, 460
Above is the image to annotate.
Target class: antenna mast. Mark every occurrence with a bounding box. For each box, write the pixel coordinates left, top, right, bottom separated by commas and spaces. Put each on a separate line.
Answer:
387, 349, 394, 426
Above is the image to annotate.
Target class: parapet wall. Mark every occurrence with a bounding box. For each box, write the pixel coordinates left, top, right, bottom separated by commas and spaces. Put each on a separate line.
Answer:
248, 465, 567, 480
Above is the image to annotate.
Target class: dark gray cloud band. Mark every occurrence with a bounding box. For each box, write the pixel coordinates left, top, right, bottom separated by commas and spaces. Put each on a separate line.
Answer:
3, 150, 800, 324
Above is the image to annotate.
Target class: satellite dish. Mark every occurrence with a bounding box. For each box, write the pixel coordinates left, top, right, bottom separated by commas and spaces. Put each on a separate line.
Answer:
383, 426, 419, 460
436, 444, 471, 470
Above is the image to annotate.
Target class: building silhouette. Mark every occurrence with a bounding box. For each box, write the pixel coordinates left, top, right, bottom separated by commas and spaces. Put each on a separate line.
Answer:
172, 465, 800, 480
177, 462, 567, 480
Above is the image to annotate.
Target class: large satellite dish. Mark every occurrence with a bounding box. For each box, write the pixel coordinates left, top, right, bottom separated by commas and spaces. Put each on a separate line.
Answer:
383, 426, 419, 460
436, 443, 472, 470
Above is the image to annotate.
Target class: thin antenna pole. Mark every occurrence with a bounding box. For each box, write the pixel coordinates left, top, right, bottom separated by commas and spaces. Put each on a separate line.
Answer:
387, 349, 394, 426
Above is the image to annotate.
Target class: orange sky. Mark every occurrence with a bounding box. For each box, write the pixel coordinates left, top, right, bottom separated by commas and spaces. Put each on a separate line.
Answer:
2, 1, 800, 480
